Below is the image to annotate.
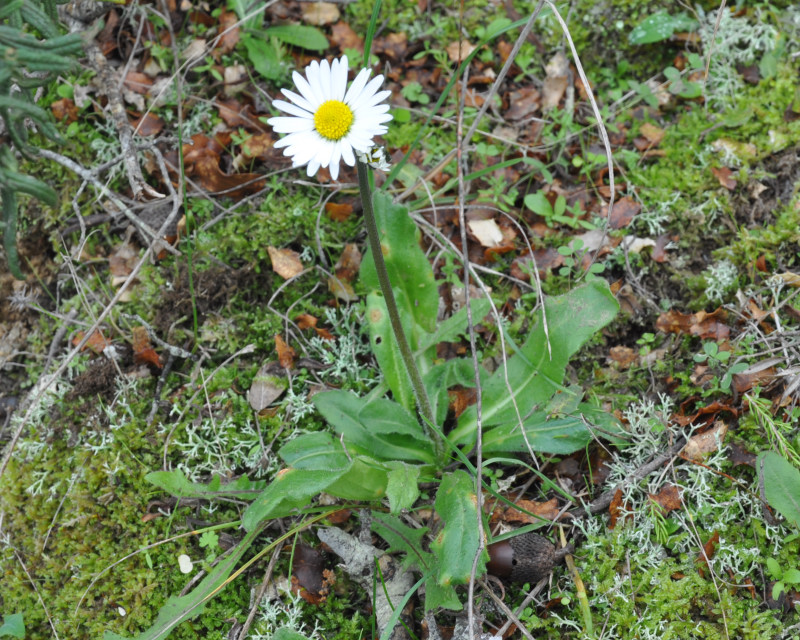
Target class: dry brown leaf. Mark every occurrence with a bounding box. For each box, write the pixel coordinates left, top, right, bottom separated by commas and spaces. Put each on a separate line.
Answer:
711, 166, 737, 190
108, 242, 139, 279
328, 276, 357, 302
132, 326, 161, 369
649, 484, 682, 515
131, 112, 164, 137
488, 497, 559, 525
182, 133, 266, 197
301, 1, 339, 25
325, 201, 353, 222
334, 243, 361, 282
275, 334, 296, 369
268, 246, 304, 280
247, 364, 287, 411
776, 272, 800, 287
468, 219, 504, 247
295, 313, 318, 330
505, 87, 541, 120
510, 248, 564, 281
608, 488, 626, 529
639, 122, 665, 145
732, 360, 778, 394
73, 330, 112, 354
123, 71, 152, 95
609, 345, 638, 369
51, 98, 78, 123
656, 308, 730, 341
604, 196, 641, 230
330, 21, 363, 51
682, 421, 728, 462
217, 10, 240, 53
697, 531, 719, 577
446, 39, 475, 62
542, 75, 568, 111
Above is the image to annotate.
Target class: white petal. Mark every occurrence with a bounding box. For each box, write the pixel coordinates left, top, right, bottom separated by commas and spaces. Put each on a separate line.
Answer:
280, 88, 315, 112
268, 116, 315, 134
306, 61, 325, 104
331, 56, 348, 101
307, 159, 321, 176
293, 72, 321, 108
275, 130, 316, 151
350, 76, 386, 111
363, 89, 392, 107
341, 142, 355, 167
329, 141, 342, 179
318, 58, 331, 101
272, 100, 314, 119
345, 68, 371, 104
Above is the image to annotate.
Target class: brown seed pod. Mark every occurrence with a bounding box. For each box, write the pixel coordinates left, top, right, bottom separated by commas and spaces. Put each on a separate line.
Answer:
486, 532, 572, 584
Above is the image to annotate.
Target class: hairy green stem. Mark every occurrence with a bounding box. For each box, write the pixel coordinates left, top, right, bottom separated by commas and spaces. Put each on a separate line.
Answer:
356, 160, 440, 457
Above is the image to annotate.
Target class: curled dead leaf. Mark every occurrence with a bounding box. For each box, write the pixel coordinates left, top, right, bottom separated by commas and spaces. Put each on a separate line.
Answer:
268, 246, 304, 280
275, 335, 296, 369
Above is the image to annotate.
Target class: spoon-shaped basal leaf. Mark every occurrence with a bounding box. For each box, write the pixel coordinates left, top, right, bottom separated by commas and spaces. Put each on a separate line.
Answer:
450, 280, 619, 450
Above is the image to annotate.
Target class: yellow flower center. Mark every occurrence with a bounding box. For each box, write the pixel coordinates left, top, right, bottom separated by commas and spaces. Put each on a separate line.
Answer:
314, 100, 354, 141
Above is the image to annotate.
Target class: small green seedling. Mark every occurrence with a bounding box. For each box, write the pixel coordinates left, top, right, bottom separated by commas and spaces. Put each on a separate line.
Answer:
766, 557, 800, 601
693, 341, 748, 393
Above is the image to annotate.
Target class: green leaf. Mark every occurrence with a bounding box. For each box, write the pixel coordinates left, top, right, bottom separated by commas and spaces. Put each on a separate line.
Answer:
273, 630, 312, 640
783, 568, 800, 584
0, 614, 24, 639
312, 390, 435, 463
424, 577, 461, 611
523, 191, 553, 218
430, 470, 487, 585
628, 12, 696, 45
265, 25, 328, 51
451, 280, 619, 449
145, 470, 261, 499
276, 433, 390, 502
371, 511, 430, 573
103, 527, 260, 639
759, 451, 800, 530
361, 192, 438, 338
483, 409, 592, 455
423, 357, 484, 427
773, 581, 786, 601
415, 298, 492, 354
241, 35, 283, 80
242, 469, 344, 531
766, 557, 781, 579
385, 462, 421, 513
365, 292, 415, 411
325, 456, 389, 501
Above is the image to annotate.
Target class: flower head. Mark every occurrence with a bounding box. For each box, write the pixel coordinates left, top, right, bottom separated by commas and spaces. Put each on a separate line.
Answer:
268, 56, 392, 180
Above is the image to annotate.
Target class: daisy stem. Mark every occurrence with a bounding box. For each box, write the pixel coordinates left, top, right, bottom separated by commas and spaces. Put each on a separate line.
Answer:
356, 160, 440, 457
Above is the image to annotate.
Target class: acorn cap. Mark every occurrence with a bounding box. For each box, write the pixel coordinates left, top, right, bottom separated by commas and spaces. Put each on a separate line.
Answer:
487, 532, 572, 584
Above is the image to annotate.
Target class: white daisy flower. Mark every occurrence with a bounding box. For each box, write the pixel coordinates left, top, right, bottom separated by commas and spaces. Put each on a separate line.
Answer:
268, 56, 393, 180
356, 145, 391, 172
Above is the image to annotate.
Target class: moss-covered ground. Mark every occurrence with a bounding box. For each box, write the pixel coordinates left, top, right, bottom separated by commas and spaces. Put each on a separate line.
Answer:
2, 0, 800, 638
